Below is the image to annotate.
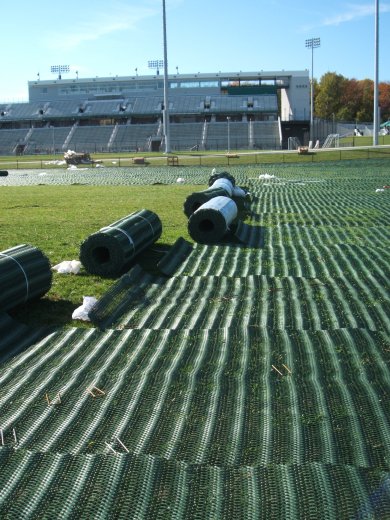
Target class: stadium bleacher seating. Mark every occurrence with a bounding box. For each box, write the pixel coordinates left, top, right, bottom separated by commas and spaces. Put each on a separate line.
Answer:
0, 92, 282, 154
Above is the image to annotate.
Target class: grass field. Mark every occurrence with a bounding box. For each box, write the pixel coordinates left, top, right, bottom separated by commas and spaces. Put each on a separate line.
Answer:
0, 158, 389, 518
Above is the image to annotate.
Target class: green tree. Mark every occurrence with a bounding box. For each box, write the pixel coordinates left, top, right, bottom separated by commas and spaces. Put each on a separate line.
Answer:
315, 72, 347, 119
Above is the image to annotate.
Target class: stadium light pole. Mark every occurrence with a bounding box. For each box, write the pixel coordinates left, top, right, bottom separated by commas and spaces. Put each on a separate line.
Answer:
162, 0, 171, 153
373, 0, 379, 146
305, 38, 320, 144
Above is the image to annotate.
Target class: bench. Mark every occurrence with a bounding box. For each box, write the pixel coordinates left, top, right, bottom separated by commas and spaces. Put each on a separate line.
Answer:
167, 156, 179, 166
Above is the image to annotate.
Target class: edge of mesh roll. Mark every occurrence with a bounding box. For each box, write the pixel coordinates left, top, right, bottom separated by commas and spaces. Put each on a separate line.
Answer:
90, 238, 193, 328
88, 265, 157, 329
156, 237, 193, 276
79, 209, 162, 277
0, 244, 52, 312
231, 220, 266, 248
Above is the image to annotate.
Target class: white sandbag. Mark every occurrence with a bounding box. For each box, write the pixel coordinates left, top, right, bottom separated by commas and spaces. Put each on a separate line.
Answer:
72, 296, 98, 321
52, 260, 82, 274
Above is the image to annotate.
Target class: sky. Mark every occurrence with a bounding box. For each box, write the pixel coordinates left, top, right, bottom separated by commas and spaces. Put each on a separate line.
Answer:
0, 0, 389, 102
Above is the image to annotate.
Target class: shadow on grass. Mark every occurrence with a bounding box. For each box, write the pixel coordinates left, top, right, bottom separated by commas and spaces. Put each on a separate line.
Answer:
9, 298, 92, 329
0, 312, 54, 365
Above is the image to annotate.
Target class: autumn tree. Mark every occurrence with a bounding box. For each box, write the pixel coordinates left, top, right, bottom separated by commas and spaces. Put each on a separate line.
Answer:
314, 72, 389, 122
379, 82, 390, 121
339, 79, 363, 121
356, 79, 374, 121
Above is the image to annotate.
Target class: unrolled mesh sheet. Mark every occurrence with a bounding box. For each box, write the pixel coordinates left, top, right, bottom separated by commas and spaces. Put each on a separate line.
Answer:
88, 265, 158, 329
232, 220, 266, 247
89, 237, 193, 329
156, 237, 193, 276
79, 209, 162, 277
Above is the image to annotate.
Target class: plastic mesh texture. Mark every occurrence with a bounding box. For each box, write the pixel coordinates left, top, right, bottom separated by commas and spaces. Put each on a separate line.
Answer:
1, 160, 390, 518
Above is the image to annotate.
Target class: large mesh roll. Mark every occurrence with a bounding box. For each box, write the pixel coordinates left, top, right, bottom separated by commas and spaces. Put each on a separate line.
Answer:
79, 209, 162, 277
0, 244, 52, 311
187, 196, 238, 244
208, 171, 236, 187
183, 186, 230, 218
184, 175, 236, 218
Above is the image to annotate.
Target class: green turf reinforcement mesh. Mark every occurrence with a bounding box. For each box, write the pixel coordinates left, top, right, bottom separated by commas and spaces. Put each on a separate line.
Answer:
0, 448, 388, 519
0, 159, 389, 518
86, 274, 390, 332
0, 327, 389, 468
89, 238, 194, 329
156, 237, 194, 277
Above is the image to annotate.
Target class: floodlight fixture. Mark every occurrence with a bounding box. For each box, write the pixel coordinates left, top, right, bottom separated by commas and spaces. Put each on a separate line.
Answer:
51, 65, 70, 80
305, 37, 321, 50
148, 60, 164, 74
305, 38, 321, 143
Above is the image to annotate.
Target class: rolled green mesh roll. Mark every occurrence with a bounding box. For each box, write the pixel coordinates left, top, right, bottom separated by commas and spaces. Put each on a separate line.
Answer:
208, 171, 236, 187
80, 209, 162, 277
188, 196, 238, 244
184, 175, 236, 218
0, 244, 52, 311
183, 186, 230, 218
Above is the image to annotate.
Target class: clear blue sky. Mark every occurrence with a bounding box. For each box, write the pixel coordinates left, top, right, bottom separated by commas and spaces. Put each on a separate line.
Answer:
0, 0, 389, 102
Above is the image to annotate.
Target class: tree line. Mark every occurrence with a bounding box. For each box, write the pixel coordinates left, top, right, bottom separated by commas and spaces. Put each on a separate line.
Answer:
314, 72, 390, 123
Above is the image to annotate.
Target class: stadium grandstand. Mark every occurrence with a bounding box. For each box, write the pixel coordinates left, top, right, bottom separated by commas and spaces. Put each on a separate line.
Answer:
0, 70, 310, 155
